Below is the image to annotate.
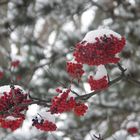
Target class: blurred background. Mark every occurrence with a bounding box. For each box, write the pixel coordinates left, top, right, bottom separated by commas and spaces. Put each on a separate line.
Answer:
0, 0, 140, 139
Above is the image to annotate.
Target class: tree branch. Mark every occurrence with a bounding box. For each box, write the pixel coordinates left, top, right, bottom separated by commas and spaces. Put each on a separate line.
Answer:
75, 63, 126, 101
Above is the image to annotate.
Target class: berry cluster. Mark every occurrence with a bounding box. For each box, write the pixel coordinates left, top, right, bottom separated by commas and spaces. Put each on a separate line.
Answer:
88, 76, 108, 91
73, 35, 125, 65
66, 30, 126, 91
11, 60, 20, 68
0, 87, 32, 130
0, 116, 24, 131
50, 88, 88, 116
0, 88, 31, 118
50, 89, 76, 114
127, 127, 138, 135
34, 120, 57, 131
126, 121, 139, 136
74, 103, 88, 116
32, 117, 57, 131
66, 62, 84, 79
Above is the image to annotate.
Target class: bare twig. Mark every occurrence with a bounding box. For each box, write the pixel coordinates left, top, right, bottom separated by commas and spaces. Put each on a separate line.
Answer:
125, 75, 140, 87
93, 134, 103, 140
29, 93, 51, 103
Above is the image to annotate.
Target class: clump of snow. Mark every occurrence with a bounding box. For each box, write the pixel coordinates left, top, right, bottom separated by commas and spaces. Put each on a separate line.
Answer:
82, 29, 121, 43
94, 65, 108, 80
126, 121, 139, 129
5, 116, 18, 120
34, 109, 55, 123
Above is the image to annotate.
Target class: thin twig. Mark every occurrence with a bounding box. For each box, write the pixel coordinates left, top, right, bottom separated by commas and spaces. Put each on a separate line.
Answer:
125, 75, 140, 87
29, 93, 51, 103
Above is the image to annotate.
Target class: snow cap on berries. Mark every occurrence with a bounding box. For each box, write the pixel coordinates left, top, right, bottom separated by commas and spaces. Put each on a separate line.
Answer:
82, 29, 121, 43
88, 65, 108, 91
93, 65, 108, 80
126, 121, 139, 135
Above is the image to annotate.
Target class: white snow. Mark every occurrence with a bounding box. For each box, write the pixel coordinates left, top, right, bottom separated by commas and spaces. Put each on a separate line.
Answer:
0, 85, 25, 96
126, 121, 139, 129
82, 29, 121, 43
127, 135, 140, 140
83, 83, 92, 93
94, 65, 108, 80
106, 130, 128, 140
36, 108, 55, 123
81, 8, 95, 32
5, 116, 18, 120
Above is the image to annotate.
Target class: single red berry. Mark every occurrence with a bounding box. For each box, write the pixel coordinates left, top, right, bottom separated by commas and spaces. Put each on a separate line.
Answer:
0, 71, 4, 79
11, 60, 20, 68
56, 87, 62, 93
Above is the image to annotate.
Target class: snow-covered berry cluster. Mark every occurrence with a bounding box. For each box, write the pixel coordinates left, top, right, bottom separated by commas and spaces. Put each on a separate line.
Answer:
0, 116, 24, 131
88, 75, 108, 91
0, 87, 31, 118
74, 34, 125, 66
32, 116, 57, 131
0, 86, 32, 130
67, 29, 125, 91
126, 121, 139, 136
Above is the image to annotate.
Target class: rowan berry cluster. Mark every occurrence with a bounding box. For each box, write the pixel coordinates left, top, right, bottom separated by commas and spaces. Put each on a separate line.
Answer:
0, 87, 32, 130
32, 116, 57, 131
66, 62, 84, 79
50, 88, 88, 116
66, 29, 125, 91
127, 127, 138, 135
88, 75, 108, 91
0, 117, 24, 131
0, 88, 31, 118
73, 35, 125, 66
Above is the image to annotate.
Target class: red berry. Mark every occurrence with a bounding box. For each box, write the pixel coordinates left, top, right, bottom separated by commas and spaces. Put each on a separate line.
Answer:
11, 60, 20, 68
0, 71, 4, 79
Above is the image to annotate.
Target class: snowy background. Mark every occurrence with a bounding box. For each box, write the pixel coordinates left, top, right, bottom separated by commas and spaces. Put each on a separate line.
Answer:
0, 0, 140, 139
